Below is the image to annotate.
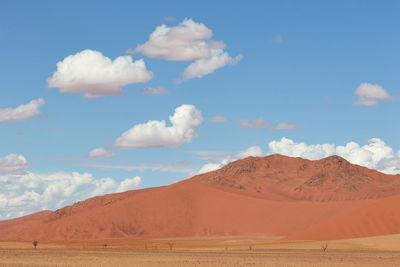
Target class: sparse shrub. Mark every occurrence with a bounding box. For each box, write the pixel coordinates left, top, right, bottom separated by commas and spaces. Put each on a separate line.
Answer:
103, 244, 108, 248
322, 243, 328, 252
168, 242, 174, 251
33, 241, 38, 249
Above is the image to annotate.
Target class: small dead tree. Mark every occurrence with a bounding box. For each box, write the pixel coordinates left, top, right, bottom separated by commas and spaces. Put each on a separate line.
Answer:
168, 242, 174, 251
33, 240, 38, 249
321, 243, 328, 252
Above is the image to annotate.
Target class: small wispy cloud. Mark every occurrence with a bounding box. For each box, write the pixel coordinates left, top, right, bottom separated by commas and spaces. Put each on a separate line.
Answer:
179, 52, 242, 82
83, 161, 195, 173
187, 150, 231, 161
163, 16, 177, 22
209, 115, 228, 123
269, 122, 303, 130
0, 98, 45, 124
139, 86, 168, 95
353, 83, 391, 106
88, 147, 116, 158
236, 117, 268, 128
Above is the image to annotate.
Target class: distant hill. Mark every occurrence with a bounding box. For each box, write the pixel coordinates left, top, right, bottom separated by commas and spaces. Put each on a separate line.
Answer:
1, 154, 400, 242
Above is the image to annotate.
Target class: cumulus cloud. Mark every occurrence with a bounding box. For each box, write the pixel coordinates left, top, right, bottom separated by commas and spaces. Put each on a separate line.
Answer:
268, 137, 400, 174
0, 154, 31, 175
0, 171, 142, 219
196, 146, 263, 174
114, 104, 203, 149
88, 148, 116, 158
0, 98, 45, 123
47, 49, 153, 98
196, 137, 400, 176
236, 117, 268, 128
130, 18, 220, 61
116, 176, 142, 193
269, 122, 303, 130
130, 19, 242, 81
196, 162, 223, 175
353, 83, 390, 106
209, 116, 228, 123
269, 137, 335, 160
139, 86, 168, 95
181, 50, 242, 81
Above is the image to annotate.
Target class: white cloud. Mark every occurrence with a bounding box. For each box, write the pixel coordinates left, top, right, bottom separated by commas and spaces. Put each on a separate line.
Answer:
130, 18, 242, 81
0, 98, 45, 123
196, 162, 223, 175
269, 137, 335, 160
0, 154, 31, 175
181, 50, 242, 81
268, 137, 400, 174
139, 86, 168, 95
236, 117, 268, 128
130, 18, 221, 61
0, 171, 141, 219
269, 122, 303, 130
236, 146, 264, 159
209, 115, 228, 123
47, 49, 153, 98
114, 104, 203, 149
196, 146, 263, 175
196, 138, 400, 176
116, 176, 142, 193
88, 148, 116, 158
353, 83, 390, 106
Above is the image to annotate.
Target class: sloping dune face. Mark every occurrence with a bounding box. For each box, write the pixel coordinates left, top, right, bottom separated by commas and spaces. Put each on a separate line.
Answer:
0, 211, 52, 228
0, 154, 399, 242
288, 193, 400, 240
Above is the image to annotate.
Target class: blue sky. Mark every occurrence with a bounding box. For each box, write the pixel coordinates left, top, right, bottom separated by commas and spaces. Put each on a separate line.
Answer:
1, 0, 400, 218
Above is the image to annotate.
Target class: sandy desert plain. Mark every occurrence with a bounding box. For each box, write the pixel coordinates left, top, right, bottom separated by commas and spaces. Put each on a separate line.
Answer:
1, 235, 400, 266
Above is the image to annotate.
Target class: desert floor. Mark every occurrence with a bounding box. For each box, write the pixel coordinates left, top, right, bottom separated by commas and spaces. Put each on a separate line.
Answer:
1, 235, 400, 266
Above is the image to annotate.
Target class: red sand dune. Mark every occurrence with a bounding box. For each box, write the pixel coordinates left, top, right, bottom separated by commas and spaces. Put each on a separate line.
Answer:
288, 193, 400, 240
0, 154, 400, 242
0, 211, 51, 228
